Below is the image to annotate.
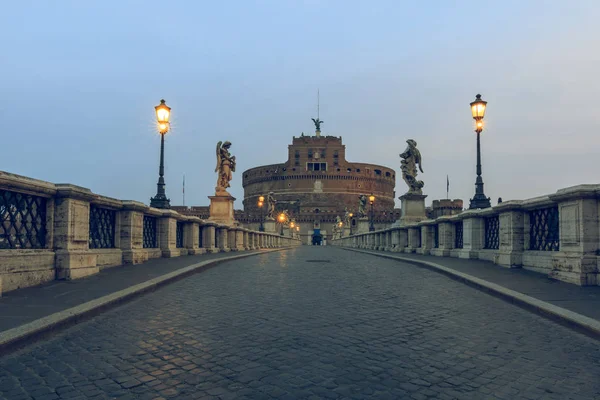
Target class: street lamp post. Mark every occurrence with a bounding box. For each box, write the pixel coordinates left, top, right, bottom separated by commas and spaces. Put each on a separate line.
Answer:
296, 225, 300, 240
258, 195, 265, 231
289, 221, 295, 238
349, 212, 354, 235
369, 194, 375, 231
150, 99, 171, 209
469, 94, 491, 209
278, 213, 286, 236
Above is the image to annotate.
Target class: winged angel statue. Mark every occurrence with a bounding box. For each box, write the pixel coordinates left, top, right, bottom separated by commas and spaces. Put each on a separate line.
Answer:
400, 139, 424, 194
215, 141, 236, 194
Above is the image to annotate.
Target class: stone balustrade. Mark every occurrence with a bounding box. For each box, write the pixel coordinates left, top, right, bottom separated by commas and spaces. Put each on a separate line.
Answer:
331, 184, 600, 286
0, 171, 300, 295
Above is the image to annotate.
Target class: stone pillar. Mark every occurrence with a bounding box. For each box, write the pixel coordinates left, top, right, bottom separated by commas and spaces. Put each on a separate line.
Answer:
158, 210, 180, 258
457, 211, 484, 259
244, 230, 251, 250
217, 225, 230, 252
120, 201, 147, 264
202, 221, 218, 253
235, 228, 245, 251
406, 226, 420, 253
495, 201, 524, 268
399, 228, 408, 251
417, 224, 433, 255
548, 186, 600, 285
186, 218, 205, 255
54, 184, 99, 280
431, 217, 453, 257
391, 229, 400, 252
385, 231, 393, 251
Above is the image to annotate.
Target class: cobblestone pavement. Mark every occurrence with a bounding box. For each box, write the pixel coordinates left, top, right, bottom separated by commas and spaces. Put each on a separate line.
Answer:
1, 247, 599, 400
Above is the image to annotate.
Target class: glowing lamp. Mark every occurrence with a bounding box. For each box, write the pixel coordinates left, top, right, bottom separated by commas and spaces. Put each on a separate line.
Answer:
369, 194, 375, 204
278, 213, 286, 223
258, 195, 265, 203
155, 99, 171, 134
470, 94, 487, 120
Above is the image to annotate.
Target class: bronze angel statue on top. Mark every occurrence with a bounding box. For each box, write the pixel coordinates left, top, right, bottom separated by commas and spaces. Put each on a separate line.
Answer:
215, 141, 236, 194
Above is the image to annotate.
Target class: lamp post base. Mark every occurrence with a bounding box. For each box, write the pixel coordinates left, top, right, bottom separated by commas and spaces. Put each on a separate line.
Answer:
150, 195, 170, 209
469, 193, 491, 209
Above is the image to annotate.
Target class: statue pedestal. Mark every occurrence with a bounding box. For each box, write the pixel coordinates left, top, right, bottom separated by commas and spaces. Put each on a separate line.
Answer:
357, 218, 370, 233
208, 193, 236, 226
343, 227, 351, 237
263, 220, 277, 233
399, 193, 427, 226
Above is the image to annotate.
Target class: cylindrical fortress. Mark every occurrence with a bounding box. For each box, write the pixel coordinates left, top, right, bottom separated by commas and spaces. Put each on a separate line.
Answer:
242, 134, 396, 239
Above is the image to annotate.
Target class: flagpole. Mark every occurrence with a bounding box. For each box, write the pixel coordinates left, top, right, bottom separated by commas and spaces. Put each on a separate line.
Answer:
183, 174, 185, 207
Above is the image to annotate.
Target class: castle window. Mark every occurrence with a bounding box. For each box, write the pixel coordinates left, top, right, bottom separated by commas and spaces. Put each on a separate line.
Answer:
333, 150, 338, 158
336, 168, 340, 172
347, 168, 352, 172
295, 150, 300, 158
308, 149, 313, 158
295, 160, 300, 166
321, 149, 326, 157
307, 162, 327, 171
385, 171, 391, 177
356, 169, 361, 172
375, 169, 382, 175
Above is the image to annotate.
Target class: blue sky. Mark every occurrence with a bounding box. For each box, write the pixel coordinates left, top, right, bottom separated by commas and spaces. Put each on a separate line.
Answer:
2, 1, 599, 208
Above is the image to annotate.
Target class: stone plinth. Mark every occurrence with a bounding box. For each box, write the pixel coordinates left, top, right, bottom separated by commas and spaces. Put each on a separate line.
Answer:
208, 194, 236, 226
263, 220, 277, 233
357, 218, 370, 233
399, 193, 427, 226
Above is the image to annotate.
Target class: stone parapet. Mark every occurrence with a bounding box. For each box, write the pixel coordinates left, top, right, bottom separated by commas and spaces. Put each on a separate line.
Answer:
0, 169, 301, 295
330, 183, 600, 287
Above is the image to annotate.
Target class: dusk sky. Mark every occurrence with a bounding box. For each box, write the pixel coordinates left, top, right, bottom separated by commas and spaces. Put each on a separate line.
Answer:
3, 1, 599, 209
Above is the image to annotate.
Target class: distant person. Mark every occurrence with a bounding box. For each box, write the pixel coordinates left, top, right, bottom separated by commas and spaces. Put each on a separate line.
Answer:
498, 197, 503, 204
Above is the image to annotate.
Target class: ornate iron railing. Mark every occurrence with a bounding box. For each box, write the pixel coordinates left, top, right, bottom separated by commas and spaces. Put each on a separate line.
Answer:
214, 228, 219, 248
0, 189, 47, 249
529, 207, 559, 251
143, 216, 157, 248
176, 221, 184, 248
198, 225, 203, 248
455, 221, 463, 249
433, 225, 439, 248
484, 216, 499, 250
89, 205, 116, 249
417, 230, 422, 248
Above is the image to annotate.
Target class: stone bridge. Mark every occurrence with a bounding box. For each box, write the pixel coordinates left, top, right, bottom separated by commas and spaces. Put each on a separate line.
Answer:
1, 170, 600, 400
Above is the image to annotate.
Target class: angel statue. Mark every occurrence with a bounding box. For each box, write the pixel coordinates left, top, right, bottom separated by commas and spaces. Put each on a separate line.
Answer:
343, 207, 351, 226
266, 192, 277, 220
311, 117, 324, 132
215, 141, 236, 194
358, 195, 367, 218
336, 215, 343, 226
400, 139, 424, 194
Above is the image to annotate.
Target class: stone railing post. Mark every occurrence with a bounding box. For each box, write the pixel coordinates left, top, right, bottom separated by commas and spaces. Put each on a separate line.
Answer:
54, 184, 98, 280
185, 217, 204, 255
407, 225, 420, 253
119, 201, 147, 264
201, 221, 218, 253
158, 209, 180, 258
548, 185, 600, 285
417, 222, 433, 255
217, 224, 230, 252
495, 201, 525, 268
235, 227, 245, 251
398, 228, 408, 252
243, 229, 251, 250
430, 216, 453, 257
457, 211, 484, 259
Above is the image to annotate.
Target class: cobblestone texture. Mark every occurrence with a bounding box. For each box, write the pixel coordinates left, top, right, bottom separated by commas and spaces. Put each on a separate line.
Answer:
1, 247, 600, 399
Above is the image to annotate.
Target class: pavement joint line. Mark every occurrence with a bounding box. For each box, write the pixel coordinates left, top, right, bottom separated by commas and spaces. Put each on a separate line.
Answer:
342, 247, 600, 341
0, 247, 292, 355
